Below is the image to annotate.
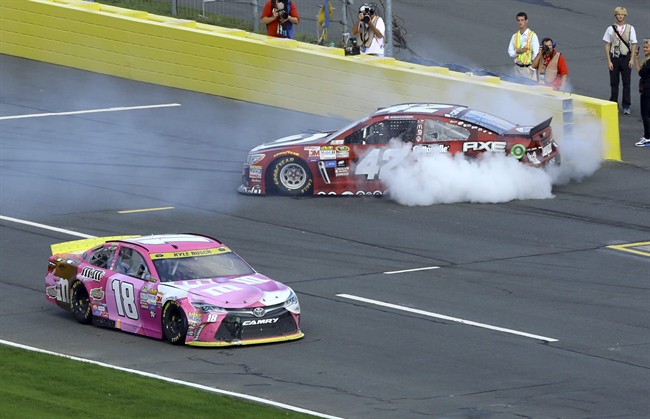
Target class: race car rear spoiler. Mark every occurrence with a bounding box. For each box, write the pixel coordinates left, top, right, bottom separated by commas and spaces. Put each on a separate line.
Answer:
51, 235, 140, 255
529, 117, 553, 137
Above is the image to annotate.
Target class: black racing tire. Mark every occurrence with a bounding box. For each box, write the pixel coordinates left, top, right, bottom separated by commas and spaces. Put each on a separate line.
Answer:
70, 281, 92, 324
268, 157, 313, 196
162, 301, 188, 345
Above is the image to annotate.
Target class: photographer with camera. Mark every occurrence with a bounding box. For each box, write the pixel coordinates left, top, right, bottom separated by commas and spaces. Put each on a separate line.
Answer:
531, 37, 568, 91
260, 0, 299, 39
351, 3, 385, 57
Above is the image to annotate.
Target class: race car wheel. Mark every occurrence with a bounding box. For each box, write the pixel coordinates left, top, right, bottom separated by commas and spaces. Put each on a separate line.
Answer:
70, 281, 92, 324
162, 301, 188, 345
269, 157, 313, 196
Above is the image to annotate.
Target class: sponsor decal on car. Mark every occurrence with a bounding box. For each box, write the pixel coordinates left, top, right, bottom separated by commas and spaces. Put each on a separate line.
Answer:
273, 150, 300, 158
80, 267, 105, 282
335, 146, 350, 158
413, 144, 450, 154
150, 247, 231, 259
335, 167, 350, 177
243, 318, 279, 326
319, 146, 336, 160
46, 285, 59, 299
249, 166, 263, 179
462, 141, 507, 152
90, 287, 104, 300
510, 143, 526, 159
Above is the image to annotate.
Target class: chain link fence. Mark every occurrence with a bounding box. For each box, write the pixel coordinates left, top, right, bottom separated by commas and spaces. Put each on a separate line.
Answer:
101, 1, 379, 46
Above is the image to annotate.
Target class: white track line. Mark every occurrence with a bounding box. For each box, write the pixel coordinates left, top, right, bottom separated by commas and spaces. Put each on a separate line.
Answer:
337, 294, 558, 343
0, 215, 94, 238
0, 215, 340, 418
0, 340, 342, 419
384, 266, 440, 274
0, 103, 181, 120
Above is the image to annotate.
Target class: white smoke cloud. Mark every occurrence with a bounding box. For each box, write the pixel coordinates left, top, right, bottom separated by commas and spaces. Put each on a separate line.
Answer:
382, 112, 603, 207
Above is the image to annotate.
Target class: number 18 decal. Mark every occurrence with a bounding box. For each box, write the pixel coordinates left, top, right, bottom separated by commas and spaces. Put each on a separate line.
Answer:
111, 280, 139, 320
354, 148, 410, 180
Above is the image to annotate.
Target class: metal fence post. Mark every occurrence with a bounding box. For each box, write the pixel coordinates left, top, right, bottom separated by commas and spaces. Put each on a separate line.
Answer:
252, 0, 259, 32
384, 0, 392, 57
341, 0, 348, 35
171, 0, 177, 16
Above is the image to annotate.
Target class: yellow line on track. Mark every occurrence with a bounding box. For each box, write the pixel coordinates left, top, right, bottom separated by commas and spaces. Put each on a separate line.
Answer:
607, 241, 650, 257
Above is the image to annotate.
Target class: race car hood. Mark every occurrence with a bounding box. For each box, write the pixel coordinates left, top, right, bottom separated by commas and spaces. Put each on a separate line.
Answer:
250, 131, 333, 152
159, 273, 292, 308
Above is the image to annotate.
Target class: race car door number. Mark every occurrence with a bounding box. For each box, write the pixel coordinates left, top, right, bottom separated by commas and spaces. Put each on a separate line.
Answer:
355, 148, 409, 180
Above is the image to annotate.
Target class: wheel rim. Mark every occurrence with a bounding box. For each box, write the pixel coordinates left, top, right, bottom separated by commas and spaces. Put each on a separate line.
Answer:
165, 309, 182, 335
279, 163, 307, 190
73, 288, 89, 317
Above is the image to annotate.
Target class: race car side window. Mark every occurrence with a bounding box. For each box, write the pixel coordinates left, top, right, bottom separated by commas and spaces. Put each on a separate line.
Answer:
87, 246, 116, 269
117, 247, 150, 280
425, 119, 470, 141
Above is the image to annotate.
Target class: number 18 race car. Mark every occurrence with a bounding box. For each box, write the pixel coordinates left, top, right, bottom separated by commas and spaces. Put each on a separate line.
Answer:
45, 234, 303, 347
238, 103, 560, 196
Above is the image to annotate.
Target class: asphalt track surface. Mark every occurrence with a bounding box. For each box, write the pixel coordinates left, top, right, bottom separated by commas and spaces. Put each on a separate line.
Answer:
1, 2, 649, 418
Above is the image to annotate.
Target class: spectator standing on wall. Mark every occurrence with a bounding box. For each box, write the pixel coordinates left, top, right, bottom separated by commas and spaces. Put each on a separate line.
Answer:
603, 6, 637, 115
351, 3, 385, 57
531, 37, 569, 91
507, 12, 539, 81
634, 39, 650, 147
260, 0, 299, 39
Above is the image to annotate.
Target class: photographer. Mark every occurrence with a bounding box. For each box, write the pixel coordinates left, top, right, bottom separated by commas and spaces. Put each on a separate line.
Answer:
351, 3, 385, 57
531, 37, 568, 91
260, 0, 299, 39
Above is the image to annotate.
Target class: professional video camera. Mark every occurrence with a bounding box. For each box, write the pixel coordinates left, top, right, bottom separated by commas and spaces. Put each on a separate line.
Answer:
344, 36, 361, 56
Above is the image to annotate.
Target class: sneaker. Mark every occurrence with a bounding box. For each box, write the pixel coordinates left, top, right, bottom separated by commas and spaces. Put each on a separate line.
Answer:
635, 137, 650, 147
623, 107, 631, 115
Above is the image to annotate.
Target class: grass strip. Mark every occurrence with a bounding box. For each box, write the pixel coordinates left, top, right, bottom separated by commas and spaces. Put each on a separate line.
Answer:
0, 344, 315, 419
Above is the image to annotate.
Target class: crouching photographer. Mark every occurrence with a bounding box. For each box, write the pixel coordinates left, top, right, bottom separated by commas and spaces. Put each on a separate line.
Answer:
261, 0, 300, 39
351, 3, 385, 57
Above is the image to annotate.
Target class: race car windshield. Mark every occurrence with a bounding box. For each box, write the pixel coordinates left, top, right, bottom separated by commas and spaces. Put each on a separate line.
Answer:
328, 115, 371, 139
153, 253, 255, 282
461, 110, 516, 135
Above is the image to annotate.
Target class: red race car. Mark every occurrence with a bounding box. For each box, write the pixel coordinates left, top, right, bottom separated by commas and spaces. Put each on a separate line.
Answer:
237, 103, 560, 196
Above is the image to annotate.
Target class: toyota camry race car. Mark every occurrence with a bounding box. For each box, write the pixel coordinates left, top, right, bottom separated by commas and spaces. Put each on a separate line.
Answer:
238, 103, 560, 196
45, 234, 303, 347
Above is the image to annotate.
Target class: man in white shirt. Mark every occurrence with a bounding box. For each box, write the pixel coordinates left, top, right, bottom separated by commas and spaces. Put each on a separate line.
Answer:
507, 12, 539, 81
352, 3, 385, 57
603, 6, 638, 115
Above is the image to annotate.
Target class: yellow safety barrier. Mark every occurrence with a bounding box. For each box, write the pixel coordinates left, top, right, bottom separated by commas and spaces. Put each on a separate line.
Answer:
0, 0, 620, 160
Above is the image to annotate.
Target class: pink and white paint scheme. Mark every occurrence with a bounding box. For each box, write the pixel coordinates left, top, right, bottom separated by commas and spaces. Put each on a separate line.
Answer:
45, 234, 303, 346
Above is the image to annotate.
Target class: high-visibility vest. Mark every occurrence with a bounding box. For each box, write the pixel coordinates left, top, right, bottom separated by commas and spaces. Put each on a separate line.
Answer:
514, 29, 535, 65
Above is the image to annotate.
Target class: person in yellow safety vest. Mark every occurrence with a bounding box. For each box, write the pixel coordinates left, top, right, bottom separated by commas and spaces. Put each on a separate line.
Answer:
508, 12, 539, 81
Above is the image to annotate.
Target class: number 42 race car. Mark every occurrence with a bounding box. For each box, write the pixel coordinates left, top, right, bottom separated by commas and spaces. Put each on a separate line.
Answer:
45, 234, 303, 347
238, 103, 560, 196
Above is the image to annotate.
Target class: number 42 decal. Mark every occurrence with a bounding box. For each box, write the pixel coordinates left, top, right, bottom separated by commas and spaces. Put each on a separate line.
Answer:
354, 148, 410, 180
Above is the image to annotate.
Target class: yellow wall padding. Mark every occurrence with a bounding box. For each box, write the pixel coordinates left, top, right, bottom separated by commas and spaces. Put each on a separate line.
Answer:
0, 0, 620, 160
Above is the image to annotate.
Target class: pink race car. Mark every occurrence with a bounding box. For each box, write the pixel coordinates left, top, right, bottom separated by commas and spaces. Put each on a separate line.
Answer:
45, 234, 303, 347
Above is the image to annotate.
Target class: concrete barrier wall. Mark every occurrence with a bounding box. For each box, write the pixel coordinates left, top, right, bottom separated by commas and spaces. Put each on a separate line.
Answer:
0, 0, 620, 160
